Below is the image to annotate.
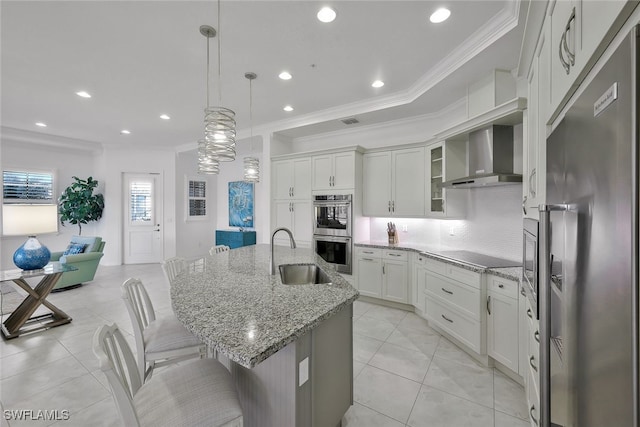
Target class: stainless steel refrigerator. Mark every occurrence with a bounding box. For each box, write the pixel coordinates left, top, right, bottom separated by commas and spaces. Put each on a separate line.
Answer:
540, 26, 639, 426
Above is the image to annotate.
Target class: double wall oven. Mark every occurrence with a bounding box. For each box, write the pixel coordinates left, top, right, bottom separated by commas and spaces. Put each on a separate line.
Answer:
312, 195, 352, 274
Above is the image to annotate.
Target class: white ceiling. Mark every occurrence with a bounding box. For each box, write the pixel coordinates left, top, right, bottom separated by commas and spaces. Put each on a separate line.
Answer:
0, 1, 527, 150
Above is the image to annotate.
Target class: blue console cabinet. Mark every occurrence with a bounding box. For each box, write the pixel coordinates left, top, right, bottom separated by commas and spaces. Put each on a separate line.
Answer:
215, 230, 257, 249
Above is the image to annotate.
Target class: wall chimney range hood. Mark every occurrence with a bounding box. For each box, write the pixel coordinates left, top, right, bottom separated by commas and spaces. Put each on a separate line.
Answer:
441, 125, 522, 189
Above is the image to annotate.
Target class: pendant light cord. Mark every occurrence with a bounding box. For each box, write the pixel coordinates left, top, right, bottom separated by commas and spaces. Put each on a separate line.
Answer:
206, 35, 210, 108
217, 0, 222, 105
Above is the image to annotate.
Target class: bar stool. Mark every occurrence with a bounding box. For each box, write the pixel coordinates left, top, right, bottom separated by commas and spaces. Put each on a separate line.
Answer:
93, 323, 243, 427
161, 257, 188, 284
121, 278, 204, 382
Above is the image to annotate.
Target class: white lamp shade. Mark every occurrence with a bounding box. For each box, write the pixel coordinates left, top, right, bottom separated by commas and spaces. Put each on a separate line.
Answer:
2, 204, 58, 236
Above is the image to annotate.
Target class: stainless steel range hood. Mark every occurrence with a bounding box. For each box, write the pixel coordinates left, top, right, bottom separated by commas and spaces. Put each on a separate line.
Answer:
441, 124, 522, 189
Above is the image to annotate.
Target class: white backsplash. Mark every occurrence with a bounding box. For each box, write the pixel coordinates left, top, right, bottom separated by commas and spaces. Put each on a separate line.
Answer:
369, 185, 523, 261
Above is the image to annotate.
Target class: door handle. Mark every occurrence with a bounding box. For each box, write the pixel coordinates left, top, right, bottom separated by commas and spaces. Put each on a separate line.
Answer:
529, 168, 536, 198
564, 8, 576, 66
487, 295, 491, 315
392, 201, 395, 213
441, 314, 453, 323
559, 31, 571, 75
522, 196, 528, 215
529, 355, 538, 372
441, 288, 453, 295
388, 201, 391, 213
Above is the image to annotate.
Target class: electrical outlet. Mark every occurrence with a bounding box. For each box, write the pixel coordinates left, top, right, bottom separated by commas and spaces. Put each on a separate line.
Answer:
449, 226, 455, 236
402, 224, 408, 232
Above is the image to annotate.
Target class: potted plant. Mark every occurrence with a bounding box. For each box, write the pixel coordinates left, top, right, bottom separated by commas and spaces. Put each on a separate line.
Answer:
58, 176, 104, 235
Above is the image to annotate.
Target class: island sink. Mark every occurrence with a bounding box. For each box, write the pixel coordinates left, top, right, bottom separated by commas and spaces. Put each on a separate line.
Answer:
279, 263, 332, 285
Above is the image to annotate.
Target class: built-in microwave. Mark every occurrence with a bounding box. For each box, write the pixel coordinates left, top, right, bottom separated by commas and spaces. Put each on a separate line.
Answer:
523, 218, 539, 314
313, 195, 352, 236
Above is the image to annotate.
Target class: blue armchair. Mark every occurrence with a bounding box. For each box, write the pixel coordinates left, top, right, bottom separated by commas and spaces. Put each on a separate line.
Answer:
50, 236, 105, 290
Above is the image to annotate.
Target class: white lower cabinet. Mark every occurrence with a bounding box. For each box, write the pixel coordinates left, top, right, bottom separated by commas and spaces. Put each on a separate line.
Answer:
412, 253, 428, 314
525, 297, 540, 427
486, 276, 519, 373
423, 259, 483, 354
355, 247, 408, 303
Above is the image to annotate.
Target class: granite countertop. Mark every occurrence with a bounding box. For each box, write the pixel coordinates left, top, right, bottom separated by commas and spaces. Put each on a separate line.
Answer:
355, 240, 523, 282
171, 244, 359, 369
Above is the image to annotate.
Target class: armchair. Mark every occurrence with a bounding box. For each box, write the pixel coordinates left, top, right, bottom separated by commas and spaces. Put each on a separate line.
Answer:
50, 236, 106, 290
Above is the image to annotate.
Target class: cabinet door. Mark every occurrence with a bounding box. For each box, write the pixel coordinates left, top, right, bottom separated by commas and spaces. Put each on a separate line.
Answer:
312, 155, 333, 191
525, 50, 540, 219
273, 200, 294, 245
292, 200, 312, 244
356, 257, 383, 298
363, 152, 392, 216
292, 158, 311, 199
427, 143, 445, 216
332, 151, 355, 189
392, 147, 425, 216
487, 292, 519, 373
519, 289, 528, 378
273, 160, 294, 199
579, 0, 628, 72
383, 260, 408, 303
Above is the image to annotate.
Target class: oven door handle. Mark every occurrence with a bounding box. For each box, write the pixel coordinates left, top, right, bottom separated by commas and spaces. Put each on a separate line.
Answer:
314, 235, 352, 243
313, 201, 352, 208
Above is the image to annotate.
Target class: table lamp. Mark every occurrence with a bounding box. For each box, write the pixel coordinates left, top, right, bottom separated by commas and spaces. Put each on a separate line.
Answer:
2, 204, 58, 270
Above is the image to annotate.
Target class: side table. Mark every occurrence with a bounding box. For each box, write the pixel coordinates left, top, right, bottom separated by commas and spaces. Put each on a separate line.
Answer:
1, 263, 77, 339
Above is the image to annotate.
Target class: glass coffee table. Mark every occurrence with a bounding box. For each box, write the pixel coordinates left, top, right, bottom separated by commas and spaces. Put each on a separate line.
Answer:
1, 262, 77, 339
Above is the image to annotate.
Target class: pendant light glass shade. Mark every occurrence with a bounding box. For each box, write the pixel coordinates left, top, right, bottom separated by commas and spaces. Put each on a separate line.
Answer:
205, 106, 236, 162
244, 157, 260, 182
243, 72, 259, 182
197, 139, 220, 174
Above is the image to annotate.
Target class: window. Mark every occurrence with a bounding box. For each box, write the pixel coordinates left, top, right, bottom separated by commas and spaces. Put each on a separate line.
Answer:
130, 180, 153, 223
186, 178, 207, 220
3, 170, 54, 203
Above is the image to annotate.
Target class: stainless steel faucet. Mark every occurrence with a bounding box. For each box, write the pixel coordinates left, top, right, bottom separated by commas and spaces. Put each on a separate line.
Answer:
270, 227, 297, 275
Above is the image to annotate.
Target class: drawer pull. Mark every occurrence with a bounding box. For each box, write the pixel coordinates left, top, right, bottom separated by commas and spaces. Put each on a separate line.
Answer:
529, 355, 538, 372
441, 314, 453, 323
389, 253, 402, 257
418, 257, 423, 261
498, 284, 504, 289
361, 258, 374, 262
441, 287, 453, 295
530, 406, 538, 426
534, 330, 540, 343
487, 295, 491, 315
527, 308, 533, 319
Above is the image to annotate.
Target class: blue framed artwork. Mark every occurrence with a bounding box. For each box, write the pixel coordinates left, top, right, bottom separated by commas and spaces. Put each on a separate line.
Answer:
228, 181, 254, 228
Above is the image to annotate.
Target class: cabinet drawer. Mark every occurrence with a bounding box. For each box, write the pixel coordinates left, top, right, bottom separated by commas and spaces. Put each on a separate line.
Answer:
356, 247, 382, 258
488, 275, 518, 299
425, 258, 447, 276
445, 264, 482, 289
426, 297, 481, 353
425, 272, 480, 320
383, 250, 408, 262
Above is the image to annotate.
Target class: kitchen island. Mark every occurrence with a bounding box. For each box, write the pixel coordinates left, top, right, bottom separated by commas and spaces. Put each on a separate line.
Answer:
171, 244, 359, 427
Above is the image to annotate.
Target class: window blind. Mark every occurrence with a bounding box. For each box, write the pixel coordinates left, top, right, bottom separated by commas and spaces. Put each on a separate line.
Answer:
3, 170, 54, 202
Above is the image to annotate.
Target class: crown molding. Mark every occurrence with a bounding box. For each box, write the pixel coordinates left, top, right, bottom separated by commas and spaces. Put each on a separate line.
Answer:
259, 0, 521, 135
1, 126, 103, 154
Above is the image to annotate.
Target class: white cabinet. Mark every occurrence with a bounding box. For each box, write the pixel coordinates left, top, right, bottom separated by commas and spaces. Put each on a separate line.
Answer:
412, 253, 428, 315
273, 200, 312, 246
272, 157, 311, 200
363, 147, 425, 217
548, 0, 632, 119
524, 296, 540, 427
486, 276, 519, 373
312, 151, 355, 191
424, 258, 483, 353
426, 142, 466, 218
355, 247, 383, 298
382, 250, 408, 303
355, 247, 409, 303
518, 287, 528, 379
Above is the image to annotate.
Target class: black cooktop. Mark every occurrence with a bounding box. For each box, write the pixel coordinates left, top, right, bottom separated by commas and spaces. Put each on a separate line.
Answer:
436, 250, 520, 269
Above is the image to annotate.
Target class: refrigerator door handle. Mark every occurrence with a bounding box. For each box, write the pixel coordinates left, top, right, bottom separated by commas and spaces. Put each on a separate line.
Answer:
539, 203, 572, 427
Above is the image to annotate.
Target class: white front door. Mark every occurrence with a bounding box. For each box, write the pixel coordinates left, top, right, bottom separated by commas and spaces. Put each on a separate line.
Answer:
123, 173, 163, 264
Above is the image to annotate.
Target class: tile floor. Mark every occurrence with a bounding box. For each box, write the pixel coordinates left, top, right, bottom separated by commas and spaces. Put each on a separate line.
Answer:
0, 263, 529, 426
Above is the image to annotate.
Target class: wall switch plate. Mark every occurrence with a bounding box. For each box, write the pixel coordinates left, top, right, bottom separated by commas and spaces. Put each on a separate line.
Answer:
449, 226, 455, 236
299, 357, 309, 386
402, 224, 408, 232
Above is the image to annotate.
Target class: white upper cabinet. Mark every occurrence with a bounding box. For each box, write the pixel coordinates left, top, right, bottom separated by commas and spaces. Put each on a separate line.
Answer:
363, 147, 425, 217
273, 157, 311, 200
426, 141, 466, 218
548, 0, 633, 120
312, 151, 355, 191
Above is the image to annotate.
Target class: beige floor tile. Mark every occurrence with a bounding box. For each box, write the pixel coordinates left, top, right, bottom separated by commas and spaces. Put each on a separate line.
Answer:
353, 316, 396, 341
423, 356, 494, 408
343, 402, 405, 427
353, 333, 384, 364
368, 342, 431, 382
407, 385, 494, 427
494, 370, 529, 420
362, 305, 409, 325
495, 409, 531, 427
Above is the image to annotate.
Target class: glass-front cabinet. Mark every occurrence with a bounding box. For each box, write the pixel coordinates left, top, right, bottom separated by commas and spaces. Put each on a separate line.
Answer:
429, 144, 444, 214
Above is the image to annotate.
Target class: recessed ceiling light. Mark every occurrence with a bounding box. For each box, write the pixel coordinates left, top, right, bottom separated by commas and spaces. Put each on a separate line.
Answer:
120, 130, 131, 135
160, 114, 170, 120
279, 71, 292, 80
35, 122, 47, 127
283, 105, 294, 112
372, 80, 385, 88
430, 8, 451, 23
76, 91, 91, 98
317, 7, 336, 23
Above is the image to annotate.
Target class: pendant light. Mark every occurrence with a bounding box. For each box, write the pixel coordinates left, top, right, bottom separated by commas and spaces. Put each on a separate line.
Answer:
197, 25, 220, 174
244, 72, 259, 182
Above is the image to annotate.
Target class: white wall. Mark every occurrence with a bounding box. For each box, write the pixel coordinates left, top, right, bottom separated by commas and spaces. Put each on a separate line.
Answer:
176, 151, 218, 259
0, 138, 101, 269
369, 185, 522, 261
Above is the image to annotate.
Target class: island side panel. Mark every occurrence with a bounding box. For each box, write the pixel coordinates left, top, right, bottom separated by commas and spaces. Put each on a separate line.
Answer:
230, 335, 312, 427
312, 304, 353, 427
